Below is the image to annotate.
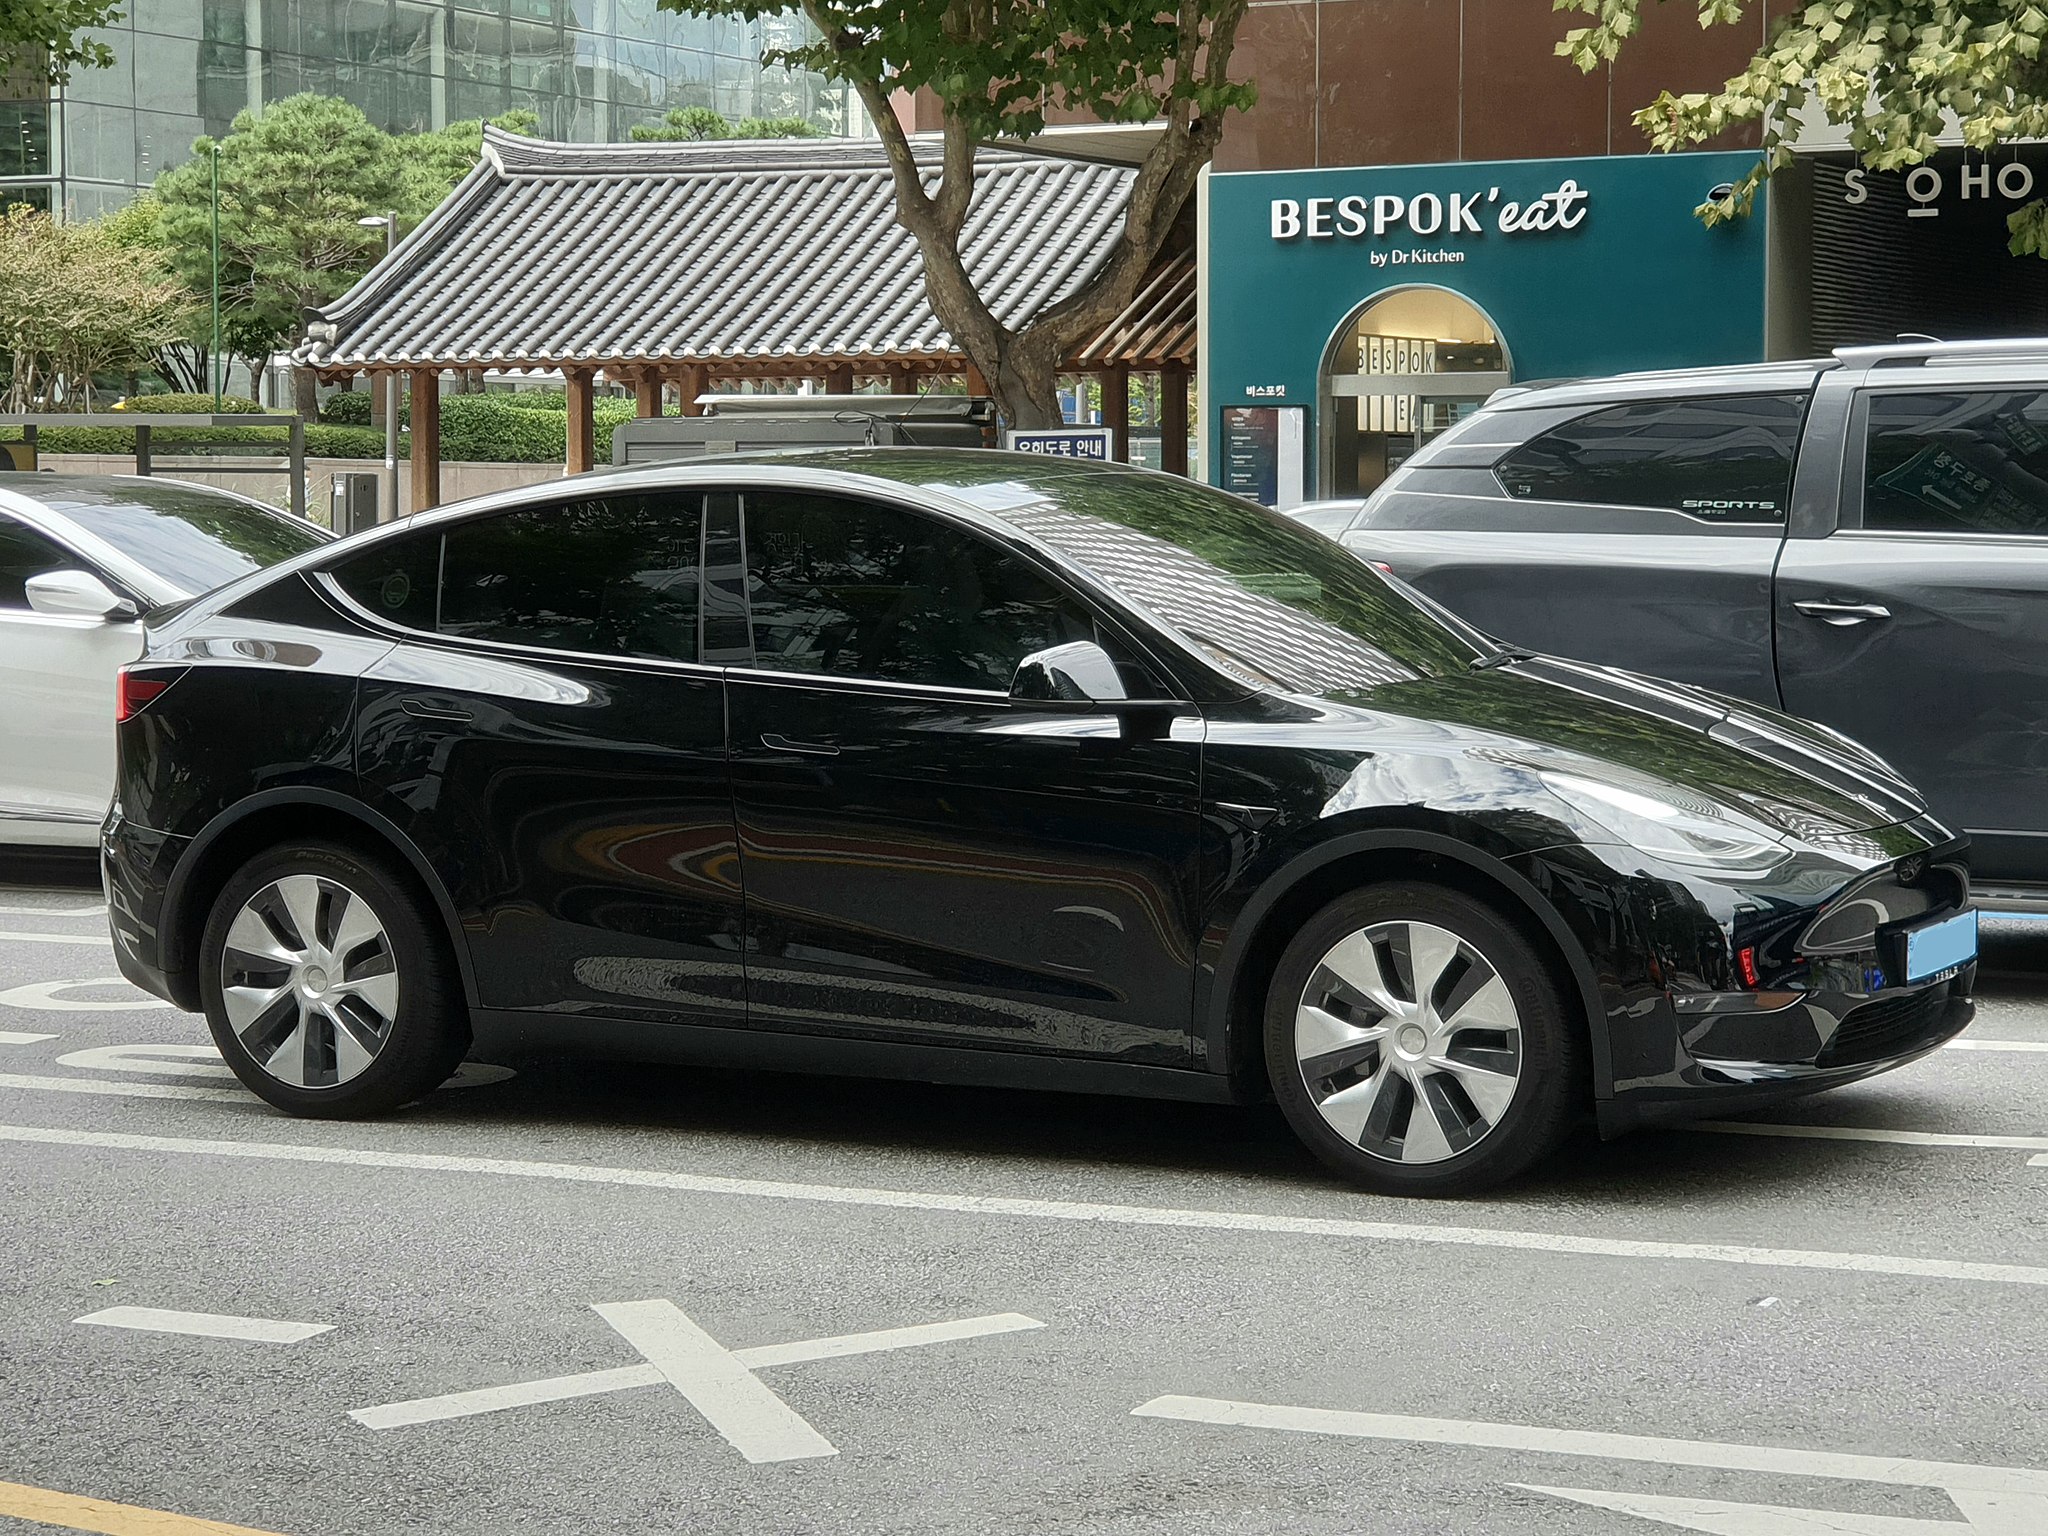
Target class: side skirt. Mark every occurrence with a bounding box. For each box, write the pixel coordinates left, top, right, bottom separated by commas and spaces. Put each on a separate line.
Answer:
468, 1009, 1247, 1105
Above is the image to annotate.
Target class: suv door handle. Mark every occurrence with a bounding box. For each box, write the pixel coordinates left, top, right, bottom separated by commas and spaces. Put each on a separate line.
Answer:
1793, 600, 1892, 627
760, 732, 838, 756
401, 697, 474, 722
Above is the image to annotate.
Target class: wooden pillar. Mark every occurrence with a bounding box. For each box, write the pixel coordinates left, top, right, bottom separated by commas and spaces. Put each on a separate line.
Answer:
824, 362, 854, 394
633, 368, 663, 418
1100, 363, 1130, 463
887, 363, 916, 395
565, 366, 596, 474
1160, 364, 1189, 477
408, 368, 441, 514
964, 362, 989, 397
679, 362, 707, 417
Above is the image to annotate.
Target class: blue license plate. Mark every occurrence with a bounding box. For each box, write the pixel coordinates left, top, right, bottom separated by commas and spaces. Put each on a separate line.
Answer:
1904, 909, 1978, 982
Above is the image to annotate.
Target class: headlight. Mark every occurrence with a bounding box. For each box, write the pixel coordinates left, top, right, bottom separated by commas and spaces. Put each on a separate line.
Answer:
1540, 771, 1790, 876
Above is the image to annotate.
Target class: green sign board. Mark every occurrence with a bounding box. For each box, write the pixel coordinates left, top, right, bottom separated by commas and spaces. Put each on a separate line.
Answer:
1202, 150, 1770, 496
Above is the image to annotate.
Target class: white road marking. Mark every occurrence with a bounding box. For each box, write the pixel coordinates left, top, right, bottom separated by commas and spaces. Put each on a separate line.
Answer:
0, 930, 110, 946
3, 1120, 2043, 1287
0, 1030, 56, 1045
1946, 1038, 2048, 1053
0, 903, 104, 917
57, 1045, 232, 1079
354, 1305, 1040, 1465
1519, 1483, 2038, 1534
77, 1306, 333, 1344
0, 1073, 245, 1102
1129, 1399, 2048, 1506
352, 1313, 1043, 1431
1696, 1121, 2048, 1153
593, 1300, 839, 1463
0, 977, 175, 1012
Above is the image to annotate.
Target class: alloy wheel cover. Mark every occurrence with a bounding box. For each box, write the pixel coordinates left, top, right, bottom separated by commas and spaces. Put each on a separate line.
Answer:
1294, 919, 1524, 1164
219, 873, 401, 1089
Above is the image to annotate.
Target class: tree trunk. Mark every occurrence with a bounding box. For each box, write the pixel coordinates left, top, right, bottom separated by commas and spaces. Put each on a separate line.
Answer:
293, 363, 318, 419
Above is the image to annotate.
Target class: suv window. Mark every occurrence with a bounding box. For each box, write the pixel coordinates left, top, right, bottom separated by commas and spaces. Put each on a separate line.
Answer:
739, 491, 1104, 692
1864, 390, 2048, 535
330, 493, 703, 663
1494, 394, 1805, 522
0, 516, 73, 610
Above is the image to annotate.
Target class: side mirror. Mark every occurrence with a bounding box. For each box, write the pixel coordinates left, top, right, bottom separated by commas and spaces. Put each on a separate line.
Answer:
24, 569, 140, 622
1010, 640, 1130, 703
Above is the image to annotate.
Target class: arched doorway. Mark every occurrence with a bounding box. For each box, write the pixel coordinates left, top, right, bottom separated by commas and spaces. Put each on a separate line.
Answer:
1319, 286, 1511, 497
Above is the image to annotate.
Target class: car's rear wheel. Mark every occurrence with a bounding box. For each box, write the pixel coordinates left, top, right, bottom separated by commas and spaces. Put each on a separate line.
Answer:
199, 841, 467, 1117
1264, 882, 1582, 1196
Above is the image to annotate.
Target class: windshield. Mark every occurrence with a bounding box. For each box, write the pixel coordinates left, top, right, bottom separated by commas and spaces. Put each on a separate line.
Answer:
34, 479, 326, 597
844, 453, 1484, 694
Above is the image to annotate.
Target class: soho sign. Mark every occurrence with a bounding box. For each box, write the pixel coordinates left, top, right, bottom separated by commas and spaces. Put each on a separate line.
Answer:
1271, 179, 1590, 241
1845, 161, 2037, 218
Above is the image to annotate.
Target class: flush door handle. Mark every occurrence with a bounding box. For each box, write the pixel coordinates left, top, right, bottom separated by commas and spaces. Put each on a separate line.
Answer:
760, 732, 838, 756
1793, 600, 1892, 627
401, 697, 474, 722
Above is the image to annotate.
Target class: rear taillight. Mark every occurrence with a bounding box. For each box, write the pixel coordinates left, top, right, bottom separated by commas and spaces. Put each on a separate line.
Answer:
115, 668, 174, 723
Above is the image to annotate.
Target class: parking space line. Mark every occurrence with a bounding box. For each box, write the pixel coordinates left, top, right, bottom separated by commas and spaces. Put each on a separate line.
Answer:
0, 930, 111, 946
0, 903, 104, 918
0, 1030, 57, 1044
0, 979, 176, 1012
4, 1121, 2046, 1287
1946, 1038, 2048, 1053
594, 1300, 840, 1462
0, 1073, 245, 1103
1128, 1398, 2048, 1497
56, 1046, 232, 1080
0, 1477, 287, 1536
1696, 1121, 2048, 1152
76, 1307, 332, 1344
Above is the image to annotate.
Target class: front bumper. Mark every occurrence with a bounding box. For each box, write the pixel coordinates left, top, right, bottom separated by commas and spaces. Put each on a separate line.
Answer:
1599, 972, 1973, 1134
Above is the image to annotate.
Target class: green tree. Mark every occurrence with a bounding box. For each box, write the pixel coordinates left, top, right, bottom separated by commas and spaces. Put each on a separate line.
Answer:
660, 0, 1256, 428
1559, 1, 2048, 255
389, 106, 540, 217
0, 0, 123, 85
629, 105, 739, 141
155, 93, 401, 418
0, 205, 191, 410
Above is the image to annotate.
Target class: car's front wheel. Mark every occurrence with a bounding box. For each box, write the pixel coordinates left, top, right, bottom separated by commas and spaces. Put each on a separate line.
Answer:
1264, 882, 1583, 1196
199, 841, 467, 1117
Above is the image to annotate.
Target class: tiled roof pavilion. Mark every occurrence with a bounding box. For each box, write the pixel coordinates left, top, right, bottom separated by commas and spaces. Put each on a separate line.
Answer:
298, 128, 1195, 507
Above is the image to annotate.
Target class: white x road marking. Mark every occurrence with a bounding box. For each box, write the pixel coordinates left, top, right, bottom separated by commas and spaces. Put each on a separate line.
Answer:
1132, 1399, 2048, 1534
353, 1303, 1043, 1463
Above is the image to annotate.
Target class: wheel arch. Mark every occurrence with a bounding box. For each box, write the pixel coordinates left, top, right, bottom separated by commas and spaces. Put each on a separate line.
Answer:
1203, 829, 1611, 1101
160, 789, 476, 1013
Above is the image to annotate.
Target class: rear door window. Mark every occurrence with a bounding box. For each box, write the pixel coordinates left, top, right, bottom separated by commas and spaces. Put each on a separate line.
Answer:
1861, 390, 2048, 535
330, 493, 704, 663
1494, 394, 1806, 522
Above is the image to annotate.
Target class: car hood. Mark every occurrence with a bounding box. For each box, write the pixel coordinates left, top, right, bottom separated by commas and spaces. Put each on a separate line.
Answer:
1326, 654, 1927, 837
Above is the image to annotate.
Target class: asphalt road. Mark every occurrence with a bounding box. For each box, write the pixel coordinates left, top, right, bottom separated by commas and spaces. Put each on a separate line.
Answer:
1, 863, 2045, 1536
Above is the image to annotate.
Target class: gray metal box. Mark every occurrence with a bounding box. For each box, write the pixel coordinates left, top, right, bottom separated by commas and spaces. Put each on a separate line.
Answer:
329, 471, 380, 535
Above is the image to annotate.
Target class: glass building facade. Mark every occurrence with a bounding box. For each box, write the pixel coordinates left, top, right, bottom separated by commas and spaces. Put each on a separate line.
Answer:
2, 1, 852, 220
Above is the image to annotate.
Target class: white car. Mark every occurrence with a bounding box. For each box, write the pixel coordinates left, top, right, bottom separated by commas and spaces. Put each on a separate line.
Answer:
1280, 497, 1367, 538
0, 475, 329, 847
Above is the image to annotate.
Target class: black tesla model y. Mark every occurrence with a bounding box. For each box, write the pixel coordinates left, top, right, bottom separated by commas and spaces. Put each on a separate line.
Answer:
102, 451, 1977, 1194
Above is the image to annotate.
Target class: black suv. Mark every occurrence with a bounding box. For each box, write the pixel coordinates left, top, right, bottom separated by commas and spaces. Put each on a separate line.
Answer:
1329, 337, 2048, 904
103, 451, 1976, 1194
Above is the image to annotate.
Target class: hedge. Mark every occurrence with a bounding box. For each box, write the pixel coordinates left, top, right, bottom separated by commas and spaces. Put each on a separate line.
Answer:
320, 391, 373, 426
2, 422, 388, 458
115, 393, 265, 415
436, 394, 639, 462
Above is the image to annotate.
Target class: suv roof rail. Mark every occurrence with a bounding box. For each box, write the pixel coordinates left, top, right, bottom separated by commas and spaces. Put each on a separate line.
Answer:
1835, 337, 2048, 368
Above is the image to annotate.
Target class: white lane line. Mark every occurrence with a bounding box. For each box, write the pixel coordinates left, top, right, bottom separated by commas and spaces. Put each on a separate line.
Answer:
352, 1313, 1043, 1430
0, 977, 175, 1012
1947, 1038, 2048, 1053
0, 903, 104, 918
0, 1073, 246, 1102
1696, 1121, 2048, 1152
593, 1300, 839, 1463
0, 1031, 56, 1045
2, 1120, 2043, 1288
58, 1044, 234, 1080
77, 1306, 333, 1344
1128, 1398, 2048, 1498
0, 930, 110, 946
1517, 1481, 2034, 1533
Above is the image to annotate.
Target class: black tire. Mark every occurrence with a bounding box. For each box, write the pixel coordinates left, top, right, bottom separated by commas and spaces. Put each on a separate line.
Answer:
1263, 881, 1583, 1196
199, 840, 468, 1118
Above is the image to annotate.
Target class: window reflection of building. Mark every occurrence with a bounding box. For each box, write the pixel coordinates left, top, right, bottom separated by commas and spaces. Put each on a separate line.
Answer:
1004, 503, 1419, 694
4, 2, 851, 219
